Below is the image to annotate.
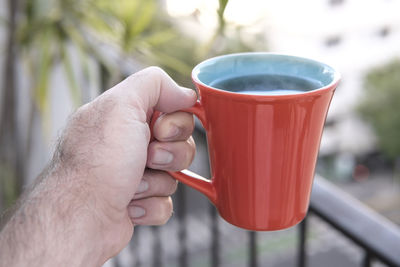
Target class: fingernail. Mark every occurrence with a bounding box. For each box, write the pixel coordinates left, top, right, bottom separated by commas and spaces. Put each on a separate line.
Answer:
137, 180, 149, 193
152, 149, 173, 165
183, 88, 196, 98
129, 206, 146, 218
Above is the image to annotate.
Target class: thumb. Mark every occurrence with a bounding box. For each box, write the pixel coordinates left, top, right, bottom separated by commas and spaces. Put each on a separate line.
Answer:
112, 67, 197, 117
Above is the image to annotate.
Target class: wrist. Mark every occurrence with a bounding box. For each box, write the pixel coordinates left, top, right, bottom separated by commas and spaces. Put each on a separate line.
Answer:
0, 166, 109, 267
40, 168, 109, 266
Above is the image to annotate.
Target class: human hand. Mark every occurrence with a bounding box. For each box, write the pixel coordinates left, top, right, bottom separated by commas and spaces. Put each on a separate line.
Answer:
0, 67, 197, 266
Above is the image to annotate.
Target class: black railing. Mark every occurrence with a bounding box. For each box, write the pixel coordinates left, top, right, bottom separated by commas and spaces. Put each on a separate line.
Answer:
306, 176, 400, 267
111, 123, 400, 267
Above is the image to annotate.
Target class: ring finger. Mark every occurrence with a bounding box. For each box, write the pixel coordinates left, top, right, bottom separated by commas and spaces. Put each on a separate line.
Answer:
133, 170, 178, 200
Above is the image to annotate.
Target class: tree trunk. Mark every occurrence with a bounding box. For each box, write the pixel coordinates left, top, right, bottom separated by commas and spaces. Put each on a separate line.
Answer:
0, 0, 22, 213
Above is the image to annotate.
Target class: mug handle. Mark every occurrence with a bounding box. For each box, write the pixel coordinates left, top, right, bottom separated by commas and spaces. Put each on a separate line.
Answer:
150, 101, 217, 205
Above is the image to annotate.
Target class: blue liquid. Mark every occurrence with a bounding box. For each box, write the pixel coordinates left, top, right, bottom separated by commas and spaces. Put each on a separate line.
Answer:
210, 74, 322, 95
237, 89, 304, 95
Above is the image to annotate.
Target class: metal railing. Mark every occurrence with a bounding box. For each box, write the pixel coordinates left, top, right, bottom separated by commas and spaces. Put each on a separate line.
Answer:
111, 121, 400, 267
304, 176, 400, 267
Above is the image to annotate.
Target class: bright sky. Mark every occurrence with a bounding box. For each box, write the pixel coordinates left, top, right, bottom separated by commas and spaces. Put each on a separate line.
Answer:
166, 0, 271, 28
165, 0, 400, 155
166, 0, 400, 34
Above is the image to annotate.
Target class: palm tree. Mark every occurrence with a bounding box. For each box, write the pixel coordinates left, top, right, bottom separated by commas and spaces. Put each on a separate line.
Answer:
0, 0, 21, 213
0, 0, 264, 215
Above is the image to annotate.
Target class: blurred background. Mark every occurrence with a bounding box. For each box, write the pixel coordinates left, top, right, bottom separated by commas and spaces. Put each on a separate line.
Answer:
0, 0, 399, 266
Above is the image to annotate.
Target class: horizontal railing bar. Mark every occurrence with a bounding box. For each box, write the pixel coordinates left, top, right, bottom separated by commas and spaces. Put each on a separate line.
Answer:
310, 176, 400, 267
194, 125, 400, 266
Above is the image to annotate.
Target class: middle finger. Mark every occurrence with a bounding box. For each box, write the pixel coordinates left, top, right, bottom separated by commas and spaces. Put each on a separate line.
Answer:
134, 169, 178, 200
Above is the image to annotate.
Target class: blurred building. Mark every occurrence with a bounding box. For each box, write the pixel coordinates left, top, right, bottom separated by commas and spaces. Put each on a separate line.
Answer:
167, 0, 400, 158
264, 0, 400, 157
2, 0, 400, 183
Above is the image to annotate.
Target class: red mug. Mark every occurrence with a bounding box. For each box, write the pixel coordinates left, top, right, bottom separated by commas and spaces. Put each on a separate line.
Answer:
159, 53, 340, 231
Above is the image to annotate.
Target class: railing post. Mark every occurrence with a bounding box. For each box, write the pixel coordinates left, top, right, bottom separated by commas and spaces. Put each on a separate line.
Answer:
152, 226, 162, 267
210, 204, 220, 267
298, 215, 308, 267
129, 227, 141, 267
310, 177, 400, 266
362, 252, 372, 267
176, 184, 188, 267
114, 256, 122, 267
249, 231, 258, 267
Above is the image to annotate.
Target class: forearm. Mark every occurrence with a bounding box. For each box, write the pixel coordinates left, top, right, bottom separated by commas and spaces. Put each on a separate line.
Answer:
0, 165, 106, 267
0, 67, 196, 266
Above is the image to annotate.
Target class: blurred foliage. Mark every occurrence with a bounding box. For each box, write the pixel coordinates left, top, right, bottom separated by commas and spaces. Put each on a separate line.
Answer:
17, 0, 263, 109
18, 0, 101, 115
1, 0, 266, 211
358, 60, 400, 161
0, 164, 17, 209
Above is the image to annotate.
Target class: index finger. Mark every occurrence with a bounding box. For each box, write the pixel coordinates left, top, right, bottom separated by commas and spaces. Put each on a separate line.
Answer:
109, 67, 197, 122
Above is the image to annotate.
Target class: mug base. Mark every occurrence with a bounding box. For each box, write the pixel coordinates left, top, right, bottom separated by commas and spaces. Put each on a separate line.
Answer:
218, 211, 308, 231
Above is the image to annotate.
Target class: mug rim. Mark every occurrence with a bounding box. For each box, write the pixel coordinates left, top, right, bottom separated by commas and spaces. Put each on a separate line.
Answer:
191, 52, 341, 99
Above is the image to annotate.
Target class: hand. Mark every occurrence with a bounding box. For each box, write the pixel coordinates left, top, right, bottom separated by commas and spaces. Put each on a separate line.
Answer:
0, 67, 197, 266
134, 110, 196, 224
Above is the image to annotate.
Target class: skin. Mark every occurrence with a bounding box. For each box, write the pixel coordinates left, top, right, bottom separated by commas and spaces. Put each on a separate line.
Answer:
0, 67, 197, 267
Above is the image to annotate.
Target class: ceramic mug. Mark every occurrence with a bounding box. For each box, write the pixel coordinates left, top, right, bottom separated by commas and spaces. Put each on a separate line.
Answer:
154, 53, 340, 231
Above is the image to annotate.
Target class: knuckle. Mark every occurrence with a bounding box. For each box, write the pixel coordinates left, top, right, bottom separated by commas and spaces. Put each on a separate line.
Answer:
148, 171, 177, 196
98, 89, 119, 104
143, 125, 151, 143
157, 112, 193, 141
153, 115, 169, 139
172, 139, 196, 171
146, 66, 165, 76
159, 198, 173, 224
167, 178, 178, 195
180, 113, 195, 138
95, 91, 123, 116
185, 137, 196, 165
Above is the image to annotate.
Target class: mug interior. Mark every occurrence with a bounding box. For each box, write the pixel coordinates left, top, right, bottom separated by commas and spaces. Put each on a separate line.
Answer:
192, 53, 340, 94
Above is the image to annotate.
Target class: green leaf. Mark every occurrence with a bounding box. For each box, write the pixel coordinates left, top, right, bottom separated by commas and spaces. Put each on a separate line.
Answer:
114, 0, 140, 22
81, 8, 118, 40
129, 1, 155, 38
34, 31, 52, 114
218, 0, 229, 17
358, 60, 400, 160
143, 29, 176, 46
148, 51, 192, 75
0, 16, 7, 26
59, 42, 81, 106
217, 0, 229, 32
77, 43, 91, 91
0, 163, 18, 208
